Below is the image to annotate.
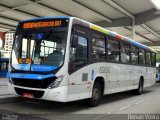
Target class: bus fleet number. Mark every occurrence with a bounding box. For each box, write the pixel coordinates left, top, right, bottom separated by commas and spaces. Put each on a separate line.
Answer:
99, 67, 111, 73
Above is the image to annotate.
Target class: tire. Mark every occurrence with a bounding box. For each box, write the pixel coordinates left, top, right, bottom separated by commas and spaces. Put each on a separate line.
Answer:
132, 79, 143, 95
85, 82, 102, 107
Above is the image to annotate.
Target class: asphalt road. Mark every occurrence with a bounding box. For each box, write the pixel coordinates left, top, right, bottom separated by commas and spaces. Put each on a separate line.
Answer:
0, 83, 160, 120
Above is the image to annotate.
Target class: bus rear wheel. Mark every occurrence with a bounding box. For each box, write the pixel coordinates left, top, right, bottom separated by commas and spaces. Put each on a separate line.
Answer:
86, 82, 102, 107
132, 79, 144, 95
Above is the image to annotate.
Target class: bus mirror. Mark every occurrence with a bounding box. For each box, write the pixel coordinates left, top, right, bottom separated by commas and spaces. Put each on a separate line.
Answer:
71, 35, 78, 48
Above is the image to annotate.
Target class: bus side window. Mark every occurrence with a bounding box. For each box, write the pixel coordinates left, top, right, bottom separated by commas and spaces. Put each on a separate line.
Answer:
107, 38, 120, 62
146, 51, 151, 66
139, 49, 145, 65
151, 52, 156, 67
131, 46, 138, 64
69, 35, 88, 72
92, 33, 106, 60
120, 43, 130, 63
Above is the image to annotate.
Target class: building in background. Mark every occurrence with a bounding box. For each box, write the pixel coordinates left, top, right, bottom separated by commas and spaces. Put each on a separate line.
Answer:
4, 32, 14, 58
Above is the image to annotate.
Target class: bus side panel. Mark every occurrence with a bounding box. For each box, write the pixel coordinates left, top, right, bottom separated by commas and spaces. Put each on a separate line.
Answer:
67, 63, 107, 101
105, 63, 140, 94
67, 63, 156, 101
67, 65, 93, 101
144, 67, 156, 87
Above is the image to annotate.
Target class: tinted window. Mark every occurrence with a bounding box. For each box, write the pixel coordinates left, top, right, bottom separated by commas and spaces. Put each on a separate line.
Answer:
107, 39, 120, 62
146, 52, 151, 66
151, 52, 156, 67
92, 33, 106, 59
70, 36, 88, 61
139, 49, 145, 65
120, 43, 130, 63
131, 46, 138, 64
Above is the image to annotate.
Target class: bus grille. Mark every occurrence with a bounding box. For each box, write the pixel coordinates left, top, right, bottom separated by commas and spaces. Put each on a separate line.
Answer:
14, 87, 44, 98
12, 77, 56, 89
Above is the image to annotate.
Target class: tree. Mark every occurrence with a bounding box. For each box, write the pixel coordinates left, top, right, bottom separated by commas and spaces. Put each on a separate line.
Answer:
156, 54, 160, 62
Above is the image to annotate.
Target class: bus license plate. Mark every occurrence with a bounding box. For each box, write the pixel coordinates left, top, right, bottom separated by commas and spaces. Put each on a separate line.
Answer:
23, 93, 34, 99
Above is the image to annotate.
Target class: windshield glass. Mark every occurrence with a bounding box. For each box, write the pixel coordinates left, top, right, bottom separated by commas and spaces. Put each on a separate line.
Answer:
11, 30, 67, 70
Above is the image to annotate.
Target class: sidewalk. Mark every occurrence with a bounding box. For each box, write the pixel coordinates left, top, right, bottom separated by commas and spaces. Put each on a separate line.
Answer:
0, 77, 8, 86
0, 77, 12, 96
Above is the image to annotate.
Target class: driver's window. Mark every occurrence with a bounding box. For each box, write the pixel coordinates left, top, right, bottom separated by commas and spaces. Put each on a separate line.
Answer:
70, 35, 88, 61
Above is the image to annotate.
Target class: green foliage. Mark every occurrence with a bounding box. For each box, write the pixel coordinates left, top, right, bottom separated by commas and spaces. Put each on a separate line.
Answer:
156, 54, 160, 62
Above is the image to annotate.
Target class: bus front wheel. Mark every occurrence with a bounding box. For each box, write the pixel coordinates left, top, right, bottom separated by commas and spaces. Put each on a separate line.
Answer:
85, 82, 102, 107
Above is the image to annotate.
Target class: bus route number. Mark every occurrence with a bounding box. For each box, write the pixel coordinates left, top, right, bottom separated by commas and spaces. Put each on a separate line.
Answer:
99, 67, 111, 73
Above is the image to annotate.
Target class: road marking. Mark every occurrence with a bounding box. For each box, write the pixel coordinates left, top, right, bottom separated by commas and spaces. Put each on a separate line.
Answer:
94, 111, 114, 120
94, 114, 110, 120
135, 100, 145, 105
119, 105, 131, 110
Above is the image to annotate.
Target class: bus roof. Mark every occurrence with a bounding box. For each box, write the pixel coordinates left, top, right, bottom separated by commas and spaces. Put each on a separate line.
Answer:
20, 16, 71, 23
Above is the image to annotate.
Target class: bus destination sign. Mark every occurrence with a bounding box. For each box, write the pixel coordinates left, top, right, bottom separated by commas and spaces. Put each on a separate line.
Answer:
21, 19, 69, 29
23, 20, 62, 29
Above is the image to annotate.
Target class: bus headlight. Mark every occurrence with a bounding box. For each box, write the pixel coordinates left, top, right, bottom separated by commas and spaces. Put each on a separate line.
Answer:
48, 75, 64, 89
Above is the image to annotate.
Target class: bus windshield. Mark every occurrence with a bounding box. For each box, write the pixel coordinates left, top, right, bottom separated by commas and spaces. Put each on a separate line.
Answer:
11, 30, 67, 71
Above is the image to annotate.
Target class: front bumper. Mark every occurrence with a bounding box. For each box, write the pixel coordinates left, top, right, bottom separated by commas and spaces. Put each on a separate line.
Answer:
8, 82, 68, 102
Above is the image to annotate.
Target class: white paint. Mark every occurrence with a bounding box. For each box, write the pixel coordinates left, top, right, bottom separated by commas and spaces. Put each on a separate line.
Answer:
135, 100, 145, 105
119, 105, 131, 110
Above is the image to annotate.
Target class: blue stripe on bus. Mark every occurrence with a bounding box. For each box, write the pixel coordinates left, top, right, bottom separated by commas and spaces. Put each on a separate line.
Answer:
12, 64, 30, 71
130, 40, 147, 49
7, 72, 55, 80
123, 37, 148, 50
91, 69, 94, 81
12, 64, 58, 72
31, 64, 58, 72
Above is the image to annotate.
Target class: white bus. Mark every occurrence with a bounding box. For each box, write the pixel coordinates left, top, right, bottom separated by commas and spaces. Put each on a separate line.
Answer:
8, 16, 156, 106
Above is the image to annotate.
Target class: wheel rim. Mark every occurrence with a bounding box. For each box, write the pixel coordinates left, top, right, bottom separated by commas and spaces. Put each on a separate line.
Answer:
93, 88, 100, 101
